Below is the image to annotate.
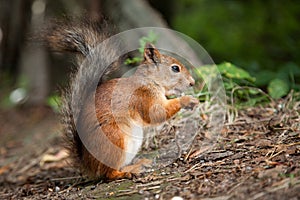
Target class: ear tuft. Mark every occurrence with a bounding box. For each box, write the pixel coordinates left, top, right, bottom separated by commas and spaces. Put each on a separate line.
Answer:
144, 43, 161, 65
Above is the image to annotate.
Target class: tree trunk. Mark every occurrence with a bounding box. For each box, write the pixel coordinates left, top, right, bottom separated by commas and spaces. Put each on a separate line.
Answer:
19, 0, 49, 106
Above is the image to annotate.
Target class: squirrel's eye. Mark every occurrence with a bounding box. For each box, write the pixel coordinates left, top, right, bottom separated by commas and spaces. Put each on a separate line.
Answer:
171, 65, 180, 73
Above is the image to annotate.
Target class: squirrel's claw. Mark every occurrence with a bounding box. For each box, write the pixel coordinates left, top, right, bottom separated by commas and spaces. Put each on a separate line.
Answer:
180, 95, 199, 109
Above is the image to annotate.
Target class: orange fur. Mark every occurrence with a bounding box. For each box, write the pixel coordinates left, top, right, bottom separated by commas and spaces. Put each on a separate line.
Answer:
46, 19, 199, 180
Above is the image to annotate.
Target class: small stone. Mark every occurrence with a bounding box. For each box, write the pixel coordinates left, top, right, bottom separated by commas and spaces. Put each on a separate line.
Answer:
155, 194, 160, 199
246, 166, 252, 171
171, 196, 183, 200
91, 185, 96, 190
55, 186, 60, 192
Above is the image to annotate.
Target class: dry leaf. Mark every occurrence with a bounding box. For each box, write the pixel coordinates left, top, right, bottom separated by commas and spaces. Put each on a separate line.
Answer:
40, 149, 69, 166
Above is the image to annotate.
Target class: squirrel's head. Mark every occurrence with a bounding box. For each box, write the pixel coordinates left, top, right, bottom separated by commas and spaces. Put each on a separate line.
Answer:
140, 43, 195, 96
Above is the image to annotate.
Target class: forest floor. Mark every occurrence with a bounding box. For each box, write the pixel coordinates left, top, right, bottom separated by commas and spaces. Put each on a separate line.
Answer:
0, 95, 300, 200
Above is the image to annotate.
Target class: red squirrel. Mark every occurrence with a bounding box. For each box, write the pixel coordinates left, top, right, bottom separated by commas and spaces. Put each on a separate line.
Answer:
46, 19, 199, 180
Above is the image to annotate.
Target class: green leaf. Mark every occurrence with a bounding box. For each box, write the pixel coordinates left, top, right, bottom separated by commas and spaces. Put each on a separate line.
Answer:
194, 65, 219, 81
47, 95, 61, 112
194, 62, 270, 108
267, 78, 289, 99
138, 31, 158, 54
124, 57, 143, 65
217, 62, 255, 82
125, 31, 158, 66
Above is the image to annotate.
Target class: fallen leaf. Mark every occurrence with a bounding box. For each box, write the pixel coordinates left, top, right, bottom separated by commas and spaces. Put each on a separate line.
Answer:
40, 149, 69, 166
0, 165, 10, 175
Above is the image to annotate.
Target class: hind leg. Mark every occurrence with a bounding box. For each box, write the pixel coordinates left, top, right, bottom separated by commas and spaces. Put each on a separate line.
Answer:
106, 168, 132, 180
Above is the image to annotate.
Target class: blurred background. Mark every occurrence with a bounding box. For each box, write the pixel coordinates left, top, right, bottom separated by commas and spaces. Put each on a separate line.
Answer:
0, 0, 299, 108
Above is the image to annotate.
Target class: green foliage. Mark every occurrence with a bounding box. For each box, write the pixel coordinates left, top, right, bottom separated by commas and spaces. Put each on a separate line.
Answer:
267, 79, 289, 99
138, 31, 158, 54
124, 31, 158, 65
171, 0, 300, 95
46, 94, 61, 112
124, 57, 143, 65
195, 62, 270, 108
217, 62, 255, 82
195, 62, 256, 89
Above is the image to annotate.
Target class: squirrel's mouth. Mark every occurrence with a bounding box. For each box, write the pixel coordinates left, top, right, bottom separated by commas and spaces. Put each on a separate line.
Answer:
165, 88, 182, 97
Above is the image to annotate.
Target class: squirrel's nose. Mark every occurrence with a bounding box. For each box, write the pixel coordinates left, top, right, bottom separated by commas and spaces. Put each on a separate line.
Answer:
189, 78, 195, 86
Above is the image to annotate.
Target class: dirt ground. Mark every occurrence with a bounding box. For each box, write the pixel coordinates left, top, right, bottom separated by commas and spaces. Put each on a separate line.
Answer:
0, 94, 299, 200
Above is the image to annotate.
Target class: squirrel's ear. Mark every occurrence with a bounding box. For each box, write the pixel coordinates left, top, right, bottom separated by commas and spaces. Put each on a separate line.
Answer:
144, 43, 161, 65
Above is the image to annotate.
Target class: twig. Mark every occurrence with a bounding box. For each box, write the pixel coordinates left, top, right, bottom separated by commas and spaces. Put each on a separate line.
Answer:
144, 185, 161, 191
268, 150, 284, 160
280, 141, 300, 147
184, 163, 200, 173
184, 146, 194, 161
51, 176, 82, 181
116, 190, 138, 197
17, 156, 41, 174
266, 147, 277, 158
136, 180, 163, 188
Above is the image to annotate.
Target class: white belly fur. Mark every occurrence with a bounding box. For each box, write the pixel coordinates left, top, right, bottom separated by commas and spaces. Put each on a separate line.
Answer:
122, 124, 144, 166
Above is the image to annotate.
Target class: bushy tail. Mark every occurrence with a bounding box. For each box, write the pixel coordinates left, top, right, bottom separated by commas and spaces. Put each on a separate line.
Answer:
45, 18, 119, 172
46, 18, 111, 62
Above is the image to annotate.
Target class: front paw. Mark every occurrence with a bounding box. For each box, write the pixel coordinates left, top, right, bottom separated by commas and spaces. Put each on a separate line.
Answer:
180, 95, 199, 109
